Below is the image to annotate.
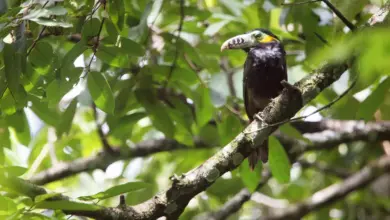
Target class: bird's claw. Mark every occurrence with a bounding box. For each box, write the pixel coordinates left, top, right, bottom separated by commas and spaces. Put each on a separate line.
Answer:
254, 113, 264, 122
281, 80, 300, 92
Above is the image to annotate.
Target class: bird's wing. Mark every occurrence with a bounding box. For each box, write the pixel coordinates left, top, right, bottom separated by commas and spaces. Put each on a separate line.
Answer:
243, 58, 253, 121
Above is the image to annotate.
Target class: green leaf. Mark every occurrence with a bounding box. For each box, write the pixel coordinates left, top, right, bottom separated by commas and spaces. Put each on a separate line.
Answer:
96, 45, 133, 68
108, 0, 125, 30
194, 86, 214, 128
357, 77, 390, 120
269, 136, 291, 184
29, 96, 59, 126
204, 20, 230, 36
45, 5, 68, 16
46, 80, 73, 108
6, 111, 30, 146
34, 193, 61, 203
82, 18, 101, 41
5, 208, 24, 220
21, 212, 53, 220
79, 181, 151, 201
120, 37, 145, 56
141, 65, 198, 85
29, 18, 72, 28
0, 195, 17, 212
56, 98, 78, 137
22, 6, 68, 20
35, 200, 101, 211
218, 114, 243, 145
87, 72, 115, 114
0, 25, 14, 39
28, 42, 53, 67
3, 43, 27, 108
61, 40, 87, 69
104, 19, 119, 44
269, 8, 282, 30
0, 7, 22, 23
239, 159, 262, 192
0, 166, 27, 176
109, 112, 147, 140
135, 89, 175, 138
279, 123, 312, 144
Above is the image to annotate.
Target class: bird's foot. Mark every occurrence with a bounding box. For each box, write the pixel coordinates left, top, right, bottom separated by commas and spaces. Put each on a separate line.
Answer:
254, 113, 264, 122
281, 80, 300, 93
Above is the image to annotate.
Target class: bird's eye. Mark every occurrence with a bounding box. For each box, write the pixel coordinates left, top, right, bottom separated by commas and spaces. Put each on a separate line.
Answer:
254, 33, 262, 38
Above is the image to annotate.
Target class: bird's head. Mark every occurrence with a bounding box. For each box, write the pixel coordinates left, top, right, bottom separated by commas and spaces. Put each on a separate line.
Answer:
220, 29, 280, 52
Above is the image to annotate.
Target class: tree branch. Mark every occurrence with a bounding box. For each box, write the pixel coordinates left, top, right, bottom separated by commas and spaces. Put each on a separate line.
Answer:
301, 120, 390, 152
29, 139, 207, 185
199, 171, 271, 220
265, 156, 390, 220
298, 160, 351, 178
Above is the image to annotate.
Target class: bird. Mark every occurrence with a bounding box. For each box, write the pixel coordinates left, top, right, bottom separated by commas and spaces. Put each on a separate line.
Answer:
220, 29, 287, 170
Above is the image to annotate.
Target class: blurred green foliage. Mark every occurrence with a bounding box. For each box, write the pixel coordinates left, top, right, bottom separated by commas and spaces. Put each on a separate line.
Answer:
0, 0, 389, 219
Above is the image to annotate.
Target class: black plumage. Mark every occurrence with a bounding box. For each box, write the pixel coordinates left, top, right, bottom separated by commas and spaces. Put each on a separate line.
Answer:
221, 29, 287, 170
244, 41, 287, 168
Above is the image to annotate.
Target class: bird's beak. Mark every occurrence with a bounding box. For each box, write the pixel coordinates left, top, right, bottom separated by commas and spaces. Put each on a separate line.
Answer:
220, 33, 255, 52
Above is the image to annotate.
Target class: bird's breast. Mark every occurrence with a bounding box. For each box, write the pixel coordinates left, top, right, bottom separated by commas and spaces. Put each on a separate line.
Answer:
245, 55, 286, 99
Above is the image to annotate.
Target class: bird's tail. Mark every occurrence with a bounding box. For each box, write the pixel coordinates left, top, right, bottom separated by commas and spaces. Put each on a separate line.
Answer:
248, 138, 268, 170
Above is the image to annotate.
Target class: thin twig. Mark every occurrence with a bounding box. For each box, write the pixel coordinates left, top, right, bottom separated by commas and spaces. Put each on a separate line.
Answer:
322, 0, 356, 31
282, 0, 356, 31
314, 32, 330, 46
26, 1, 50, 56
164, 0, 185, 88
82, 2, 106, 78
92, 103, 115, 154
299, 160, 351, 178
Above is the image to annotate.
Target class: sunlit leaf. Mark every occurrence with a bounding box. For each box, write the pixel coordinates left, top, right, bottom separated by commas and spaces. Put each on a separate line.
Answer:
0, 166, 27, 176
35, 200, 101, 211
79, 181, 151, 201
34, 193, 61, 203
61, 40, 88, 69
194, 86, 214, 128
6, 111, 30, 146
3, 43, 27, 108
29, 18, 72, 28
239, 158, 262, 192
28, 42, 53, 67
204, 20, 230, 36
96, 45, 131, 68
87, 72, 115, 114
135, 89, 175, 138
279, 123, 312, 144
56, 98, 78, 137
81, 18, 101, 41
0, 195, 17, 212
269, 136, 291, 184
357, 77, 390, 120
120, 37, 145, 56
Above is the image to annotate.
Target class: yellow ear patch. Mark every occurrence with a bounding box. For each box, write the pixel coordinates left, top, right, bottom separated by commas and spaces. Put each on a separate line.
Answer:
260, 35, 276, 43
